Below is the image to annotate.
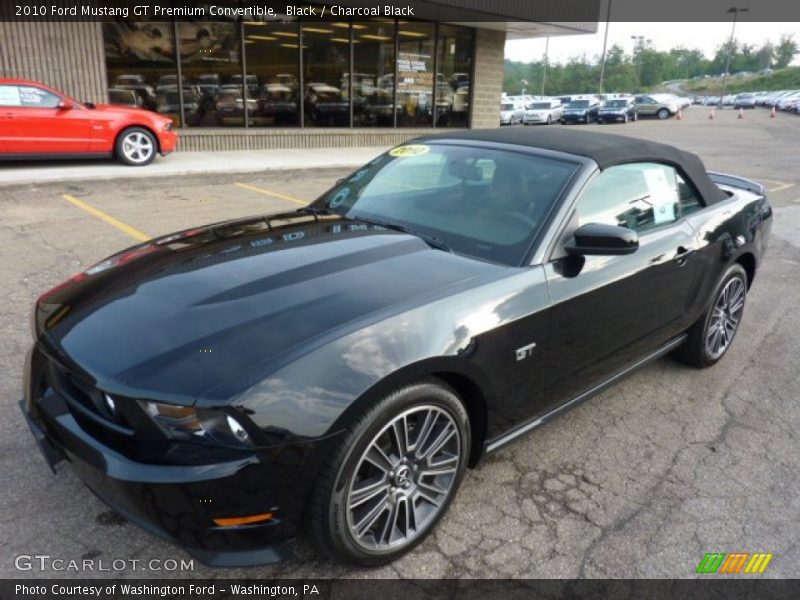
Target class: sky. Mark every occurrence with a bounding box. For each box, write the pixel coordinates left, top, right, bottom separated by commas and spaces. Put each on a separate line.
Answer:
505, 22, 800, 65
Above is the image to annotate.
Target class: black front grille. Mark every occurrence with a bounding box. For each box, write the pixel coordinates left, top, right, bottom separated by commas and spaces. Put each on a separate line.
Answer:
47, 361, 133, 433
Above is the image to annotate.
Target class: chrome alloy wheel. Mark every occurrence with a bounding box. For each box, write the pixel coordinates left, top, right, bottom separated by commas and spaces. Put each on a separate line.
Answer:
345, 405, 461, 552
705, 276, 745, 360
121, 131, 154, 164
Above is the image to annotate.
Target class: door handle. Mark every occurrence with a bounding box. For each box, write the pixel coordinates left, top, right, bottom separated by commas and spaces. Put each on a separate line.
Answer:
674, 246, 694, 266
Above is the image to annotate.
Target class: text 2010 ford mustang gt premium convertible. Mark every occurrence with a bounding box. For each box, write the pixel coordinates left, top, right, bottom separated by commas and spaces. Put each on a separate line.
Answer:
22, 129, 772, 567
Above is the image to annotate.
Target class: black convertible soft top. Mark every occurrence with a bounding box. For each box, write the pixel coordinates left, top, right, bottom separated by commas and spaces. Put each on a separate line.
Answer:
416, 128, 728, 206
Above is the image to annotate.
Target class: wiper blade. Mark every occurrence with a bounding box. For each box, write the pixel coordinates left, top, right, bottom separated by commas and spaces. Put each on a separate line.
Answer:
298, 205, 329, 215
355, 216, 452, 253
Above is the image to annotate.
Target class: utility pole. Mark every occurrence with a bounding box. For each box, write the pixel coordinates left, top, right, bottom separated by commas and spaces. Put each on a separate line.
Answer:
541, 37, 549, 96
720, 7, 748, 105
631, 35, 644, 91
598, 0, 613, 94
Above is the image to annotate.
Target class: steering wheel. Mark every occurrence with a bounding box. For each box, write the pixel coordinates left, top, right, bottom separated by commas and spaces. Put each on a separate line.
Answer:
494, 211, 537, 230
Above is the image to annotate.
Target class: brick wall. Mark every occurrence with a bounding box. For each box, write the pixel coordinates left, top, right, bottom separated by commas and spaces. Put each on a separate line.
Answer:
470, 28, 507, 129
0, 21, 107, 104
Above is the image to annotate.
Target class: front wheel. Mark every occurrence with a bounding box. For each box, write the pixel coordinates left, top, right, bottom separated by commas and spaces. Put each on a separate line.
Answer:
310, 380, 470, 566
116, 127, 157, 166
677, 264, 747, 368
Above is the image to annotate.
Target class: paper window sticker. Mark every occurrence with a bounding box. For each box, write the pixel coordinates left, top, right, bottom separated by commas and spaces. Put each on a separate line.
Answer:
0, 86, 21, 106
643, 168, 678, 224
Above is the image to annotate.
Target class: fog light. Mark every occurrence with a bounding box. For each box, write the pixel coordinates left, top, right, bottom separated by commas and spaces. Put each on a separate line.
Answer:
213, 512, 273, 527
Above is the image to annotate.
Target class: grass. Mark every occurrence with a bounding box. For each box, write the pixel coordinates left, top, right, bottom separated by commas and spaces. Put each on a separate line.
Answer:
684, 67, 800, 94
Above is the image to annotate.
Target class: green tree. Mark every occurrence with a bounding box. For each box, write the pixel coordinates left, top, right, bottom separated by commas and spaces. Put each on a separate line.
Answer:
774, 34, 798, 69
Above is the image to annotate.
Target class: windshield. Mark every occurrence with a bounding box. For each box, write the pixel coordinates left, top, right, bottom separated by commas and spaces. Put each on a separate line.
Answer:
567, 100, 590, 108
604, 100, 627, 108
528, 102, 551, 109
313, 144, 578, 266
501, 103, 515, 110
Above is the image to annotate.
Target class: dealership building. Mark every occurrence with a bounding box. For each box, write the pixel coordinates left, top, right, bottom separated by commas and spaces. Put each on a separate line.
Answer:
0, 1, 597, 151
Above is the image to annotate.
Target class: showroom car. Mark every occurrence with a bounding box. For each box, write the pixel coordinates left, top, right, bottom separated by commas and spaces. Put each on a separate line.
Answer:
23, 129, 772, 568
0, 78, 177, 165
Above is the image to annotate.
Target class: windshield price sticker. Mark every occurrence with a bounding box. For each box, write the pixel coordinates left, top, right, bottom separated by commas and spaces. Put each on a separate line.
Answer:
389, 144, 430, 158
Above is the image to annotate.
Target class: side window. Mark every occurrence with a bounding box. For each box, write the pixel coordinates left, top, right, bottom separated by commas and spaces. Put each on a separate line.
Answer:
576, 162, 700, 234
17, 86, 60, 108
0, 85, 22, 107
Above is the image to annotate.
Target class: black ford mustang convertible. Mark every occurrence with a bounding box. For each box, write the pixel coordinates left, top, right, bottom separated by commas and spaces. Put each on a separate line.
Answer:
23, 129, 772, 567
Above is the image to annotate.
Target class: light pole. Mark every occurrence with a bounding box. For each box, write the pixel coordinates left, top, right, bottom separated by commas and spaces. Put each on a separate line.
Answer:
720, 6, 748, 105
631, 35, 644, 91
541, 37, 549, 96
598, 0, 613, 94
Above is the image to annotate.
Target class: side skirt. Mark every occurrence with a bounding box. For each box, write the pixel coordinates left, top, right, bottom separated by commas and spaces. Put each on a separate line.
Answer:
484, 334, 688, 455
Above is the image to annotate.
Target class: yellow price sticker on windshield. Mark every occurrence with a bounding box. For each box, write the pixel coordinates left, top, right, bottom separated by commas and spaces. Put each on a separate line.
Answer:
389, 144, 430, 158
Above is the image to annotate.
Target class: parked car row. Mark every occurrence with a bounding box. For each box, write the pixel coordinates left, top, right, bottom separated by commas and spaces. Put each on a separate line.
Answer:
500, 92, 688, 126
692, 90, 800, 114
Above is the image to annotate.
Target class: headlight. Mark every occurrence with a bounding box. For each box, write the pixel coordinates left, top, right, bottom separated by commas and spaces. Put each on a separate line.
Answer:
141, 400, 253, 448
162, 121, 173, 131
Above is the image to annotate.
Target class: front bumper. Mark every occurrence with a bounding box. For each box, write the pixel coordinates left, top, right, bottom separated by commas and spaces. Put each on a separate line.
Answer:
158, 129, 178, 155
522, 114, 548, 124
21, 347, 333, 567
597, 112, 627, 122
561, 113, 589, 123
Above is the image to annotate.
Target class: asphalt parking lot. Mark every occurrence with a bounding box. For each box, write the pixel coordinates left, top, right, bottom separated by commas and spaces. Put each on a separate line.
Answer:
1, 106, 799, 579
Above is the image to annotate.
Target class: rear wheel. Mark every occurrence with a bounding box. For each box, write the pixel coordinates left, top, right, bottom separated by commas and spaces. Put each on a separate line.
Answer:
657, 108, 670, 120
116, 127, 157, 166
677, 264, 747, 368
311, 380, 470, 566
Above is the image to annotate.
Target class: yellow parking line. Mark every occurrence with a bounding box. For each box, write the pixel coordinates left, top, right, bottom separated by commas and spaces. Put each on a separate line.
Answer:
768, 182, 795, 193
61, 194, 151, 242
234, 182, 307, 206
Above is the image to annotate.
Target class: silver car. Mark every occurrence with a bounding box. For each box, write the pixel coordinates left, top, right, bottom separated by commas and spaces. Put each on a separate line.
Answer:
499, 101, 524, 125
522, 99, 563, 125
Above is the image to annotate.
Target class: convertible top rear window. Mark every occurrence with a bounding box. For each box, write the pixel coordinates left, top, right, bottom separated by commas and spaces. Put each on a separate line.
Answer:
318, 143, 579, 266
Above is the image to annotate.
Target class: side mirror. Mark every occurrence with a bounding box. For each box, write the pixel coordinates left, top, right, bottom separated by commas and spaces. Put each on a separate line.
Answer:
564, 223, 639, 256
56, 99, 75, 110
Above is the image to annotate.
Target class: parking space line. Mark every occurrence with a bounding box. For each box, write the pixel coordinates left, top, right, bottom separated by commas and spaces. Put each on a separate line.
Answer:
61, 194, 151, 242
234, 182, 307, 206
768, 182, 795, 193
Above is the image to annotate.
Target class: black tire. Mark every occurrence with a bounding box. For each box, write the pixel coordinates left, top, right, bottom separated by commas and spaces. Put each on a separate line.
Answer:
310, 379, 470, 566
115, 127, 157, 166
677, 263, 747, 368
657, 108, 670, 120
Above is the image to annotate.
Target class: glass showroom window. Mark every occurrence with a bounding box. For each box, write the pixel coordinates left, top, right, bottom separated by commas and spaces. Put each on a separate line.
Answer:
243, 21, 301, 127
352, 20, 396, 127
396, 21, 435, 127
178, 21, 244, 127
103, 22, 179, 123
302, 21, 351, 127
436, 25, 473, 127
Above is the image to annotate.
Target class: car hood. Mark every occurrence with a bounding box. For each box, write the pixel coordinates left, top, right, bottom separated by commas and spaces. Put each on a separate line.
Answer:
36, 213, 502, 405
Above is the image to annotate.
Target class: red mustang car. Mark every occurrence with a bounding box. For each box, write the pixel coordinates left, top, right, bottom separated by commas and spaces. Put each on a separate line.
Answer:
0, 79, 178, 166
